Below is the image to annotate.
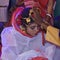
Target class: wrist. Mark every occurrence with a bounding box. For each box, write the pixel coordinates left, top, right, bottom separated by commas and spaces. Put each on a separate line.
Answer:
41, 23, 48, 31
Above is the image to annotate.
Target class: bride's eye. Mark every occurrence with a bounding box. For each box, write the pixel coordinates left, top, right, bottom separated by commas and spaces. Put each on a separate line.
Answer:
30, 25, 39, 30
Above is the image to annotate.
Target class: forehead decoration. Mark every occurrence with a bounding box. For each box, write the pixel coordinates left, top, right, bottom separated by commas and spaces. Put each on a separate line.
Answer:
23, 18, 31, 23
21, 8, 34, 25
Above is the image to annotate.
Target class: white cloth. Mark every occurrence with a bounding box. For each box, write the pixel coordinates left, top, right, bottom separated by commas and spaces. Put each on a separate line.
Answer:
16, 50, 42, 60
1, 27, 56, 60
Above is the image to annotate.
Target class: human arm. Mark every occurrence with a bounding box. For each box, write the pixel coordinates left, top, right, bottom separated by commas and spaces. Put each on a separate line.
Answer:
47, 0, 54, 14
45, 0, 54, 23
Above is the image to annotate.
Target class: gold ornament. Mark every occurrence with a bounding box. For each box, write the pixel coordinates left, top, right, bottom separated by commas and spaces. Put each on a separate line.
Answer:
26, 18, 31, 23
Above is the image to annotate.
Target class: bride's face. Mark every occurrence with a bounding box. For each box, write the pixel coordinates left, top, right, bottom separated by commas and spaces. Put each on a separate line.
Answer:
26, 23, 40, 36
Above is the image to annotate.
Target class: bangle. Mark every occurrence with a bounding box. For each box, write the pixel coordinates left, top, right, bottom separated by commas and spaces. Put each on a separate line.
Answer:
46, 13, 52, 18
